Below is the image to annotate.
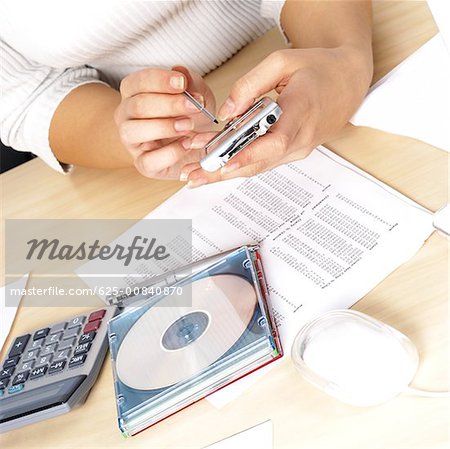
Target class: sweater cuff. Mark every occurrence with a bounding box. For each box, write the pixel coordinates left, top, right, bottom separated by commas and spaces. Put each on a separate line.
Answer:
260, 0, 289, 43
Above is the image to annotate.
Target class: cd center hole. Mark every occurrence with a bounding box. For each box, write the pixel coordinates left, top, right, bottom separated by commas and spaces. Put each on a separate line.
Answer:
162, 311, 209, 351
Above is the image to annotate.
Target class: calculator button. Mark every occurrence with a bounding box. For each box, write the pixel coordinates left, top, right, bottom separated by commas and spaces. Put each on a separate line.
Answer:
12, 371, 30, 385
68, 354, 87, 368
8, 334, 30, 357
0, 378, 10, 389
48, 360, 66, 374
3, 356, 20, 369
23, 349, 40, 362
45, 332, 63, 345
83, 320, 101, 334
55, 349, 71, 360
41, 344, 57, 357
58, 337, 76, 351
33, 328, 50, 340
37, 355, 53, 366
79, 332, 96, 344
19, 360, 35, 371
50, 321, 67, 334
8, 383, 24, 394
63, 326, 81, 340
0, 366, 15, 379
67, 316, 86, 329
73, 343, 91, 356
30, 365, 48, 380
88, 309, 106, 322
28, 339, 45, 350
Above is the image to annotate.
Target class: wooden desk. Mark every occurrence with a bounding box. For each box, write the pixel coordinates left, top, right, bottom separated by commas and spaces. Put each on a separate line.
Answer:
1, 2, 448, 448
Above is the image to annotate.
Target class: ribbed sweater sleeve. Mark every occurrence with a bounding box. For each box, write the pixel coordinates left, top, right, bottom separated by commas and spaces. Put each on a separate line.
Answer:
0, 39, 107, 173
1, 1, 285, 174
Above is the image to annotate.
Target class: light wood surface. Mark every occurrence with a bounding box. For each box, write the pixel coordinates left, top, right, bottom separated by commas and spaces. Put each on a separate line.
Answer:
1, 2, 448, 448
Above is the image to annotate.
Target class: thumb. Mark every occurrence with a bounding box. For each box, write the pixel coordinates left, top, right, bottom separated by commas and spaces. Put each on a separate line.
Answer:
217, 51, 288, 121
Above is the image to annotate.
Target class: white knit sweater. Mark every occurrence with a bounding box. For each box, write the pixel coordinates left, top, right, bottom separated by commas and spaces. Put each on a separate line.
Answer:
0, 0, 285, 173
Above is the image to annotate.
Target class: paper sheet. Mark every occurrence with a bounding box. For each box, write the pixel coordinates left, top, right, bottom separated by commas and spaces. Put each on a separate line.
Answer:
1, 274, 29, 351
428, 0, 450, 52
78, 147, 434, 407
205, 420, 272, 449
351, 33, 450, 152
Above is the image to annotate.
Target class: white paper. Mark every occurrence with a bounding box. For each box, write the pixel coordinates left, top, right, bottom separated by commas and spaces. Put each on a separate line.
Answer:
205, 420, 272, 449
351, 34, 450, 152
1, 274, 29, 351
428, 1, 450, 52
78, 146, 434, 408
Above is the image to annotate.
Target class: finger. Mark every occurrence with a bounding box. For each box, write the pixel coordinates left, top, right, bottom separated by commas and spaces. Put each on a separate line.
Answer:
218, 50, 291, 120
120, 68, 187, 98
119, 93, 205, 120
225, 75, 313, 168
135, 141, 196, 176
188, 131, 218, 149
126, 140, 159, 158
222, 131, 290, 172
184, 159, 273, 188
119, 117, 194, 145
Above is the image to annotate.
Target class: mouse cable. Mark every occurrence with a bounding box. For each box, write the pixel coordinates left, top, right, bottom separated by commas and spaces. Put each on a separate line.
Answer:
405, 387, 450, 398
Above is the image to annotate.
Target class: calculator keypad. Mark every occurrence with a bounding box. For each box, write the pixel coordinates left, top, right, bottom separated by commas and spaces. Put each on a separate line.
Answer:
12, 371, 29, 385
3, 356, 19, 369
33, 328, 50, 340
8, 335, 30, 358
0, 367, 15, 380
0, 309, 106, 396
48, 360, 66, 374
29, 365, 48, 380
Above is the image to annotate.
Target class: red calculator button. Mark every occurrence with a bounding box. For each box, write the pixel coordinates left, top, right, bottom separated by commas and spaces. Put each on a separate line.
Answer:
83, 320, 101, 334
88, 310, 106, 322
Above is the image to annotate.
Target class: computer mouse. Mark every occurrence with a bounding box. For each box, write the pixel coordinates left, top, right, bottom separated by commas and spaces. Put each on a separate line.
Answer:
291, 310, 419, 406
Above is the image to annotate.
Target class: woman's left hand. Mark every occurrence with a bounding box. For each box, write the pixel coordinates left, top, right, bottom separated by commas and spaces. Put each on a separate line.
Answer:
181, 46, 372, 187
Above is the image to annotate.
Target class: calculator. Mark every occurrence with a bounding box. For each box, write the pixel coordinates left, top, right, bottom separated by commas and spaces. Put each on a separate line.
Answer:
0, 307, 117, 433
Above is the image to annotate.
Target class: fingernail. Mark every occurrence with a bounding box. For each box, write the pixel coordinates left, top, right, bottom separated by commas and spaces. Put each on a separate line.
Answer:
170, 76, 185, 90
187, 178, 208, 188
221, 162, 240, 174
190, 139, 206, 150
180, 138, 191, 150
218, 98, 235, 121
174, 118, 193, 132
179, 172, 189, 182
192, 93, 205, 106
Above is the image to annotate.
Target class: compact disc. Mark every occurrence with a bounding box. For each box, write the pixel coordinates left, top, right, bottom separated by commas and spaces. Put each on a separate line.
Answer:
116, 274, 257, 390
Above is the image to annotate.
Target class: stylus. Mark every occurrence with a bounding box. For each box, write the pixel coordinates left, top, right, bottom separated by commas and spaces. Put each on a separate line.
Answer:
183, 91, 219, 124
106, 248, 237, 306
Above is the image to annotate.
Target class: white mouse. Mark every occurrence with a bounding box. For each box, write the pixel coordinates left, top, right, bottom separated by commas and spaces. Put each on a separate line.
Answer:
291, 310, 419, 406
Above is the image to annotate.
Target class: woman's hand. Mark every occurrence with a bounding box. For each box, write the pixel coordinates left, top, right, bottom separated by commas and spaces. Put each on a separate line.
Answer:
181, 46, 372, 187
114, 66, 215, 179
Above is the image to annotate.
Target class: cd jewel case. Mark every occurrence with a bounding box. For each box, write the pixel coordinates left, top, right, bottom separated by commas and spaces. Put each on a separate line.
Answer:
107, 246, 283, 437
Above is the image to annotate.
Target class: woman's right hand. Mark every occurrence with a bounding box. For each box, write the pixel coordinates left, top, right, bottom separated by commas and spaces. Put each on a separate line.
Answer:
114, 66, 215, 179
